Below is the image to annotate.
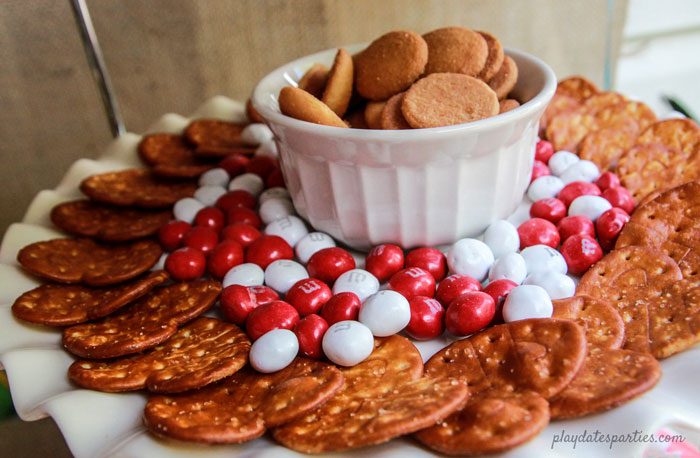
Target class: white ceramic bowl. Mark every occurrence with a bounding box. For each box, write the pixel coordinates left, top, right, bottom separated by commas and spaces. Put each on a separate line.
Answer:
253, 44, 556, 250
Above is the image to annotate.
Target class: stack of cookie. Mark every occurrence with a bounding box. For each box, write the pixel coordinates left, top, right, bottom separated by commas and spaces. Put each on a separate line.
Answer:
279, 27, 520, 129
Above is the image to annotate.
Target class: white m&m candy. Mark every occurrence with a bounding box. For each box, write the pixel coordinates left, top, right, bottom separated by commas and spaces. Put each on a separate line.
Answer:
250, 329, 298, 373
548, 150, 579, 176
488, 252, 527, 284
194, 185, 227, 207
173, 197, 205, 223
447, 238, 494, 282
229, 173, 264, 196
523, 271, 576, 300
265, 215, 309, 247
295, 232, 336, 264
259, 198, 295, 225
520, 245, 567, 275
483, 220, 519, 259
322, 320, 374, 366
332, 269, 380, 302
527, 175, 565, 201
241, 123, 274, 146
559, 160, 599, 184
502, 285, 553, 322
359, 290, 411, 337
264, 260, 308, 294
198, 167, 230, 187
256, 140, 278, 158
568, 195, 612, 222
259, 187, 291, 204
222, 263, 264, 287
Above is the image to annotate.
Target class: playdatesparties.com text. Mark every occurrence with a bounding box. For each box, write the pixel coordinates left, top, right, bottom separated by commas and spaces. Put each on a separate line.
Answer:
550, 429, 685, 450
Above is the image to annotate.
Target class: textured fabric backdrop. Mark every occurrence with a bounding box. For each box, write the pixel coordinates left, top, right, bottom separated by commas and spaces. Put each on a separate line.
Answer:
0, 0, 628, 237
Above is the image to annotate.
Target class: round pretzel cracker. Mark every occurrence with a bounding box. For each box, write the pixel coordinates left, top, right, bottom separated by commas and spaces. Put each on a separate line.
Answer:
556, 76, 599, 102
62, 279, 220, 359
577, 246, 683, 354
272, 335, 468, 453
50, 200, 172, 242
552, 295, 625, 350
138, 134, 215, 178
80, 169, 196, 209
12, 270, 169, 327
279, 86, 347, 128
539, 92, 580, 135
487, 55, 518, 100
636, 118, 700, 154
69, 317, 250, 393
581, 91, 627, 114
321, 48, 354, 117
578, 122, 639, 171
477, 30, 505, 81
422, 26, 488, 77
17, 238, 162, 286
298, 63, 329, 99
402, 73, 498, 128
354, 30, 428, 101
549, 349, 661, 419
415, 390, 550, 456
145, 359, 344, 444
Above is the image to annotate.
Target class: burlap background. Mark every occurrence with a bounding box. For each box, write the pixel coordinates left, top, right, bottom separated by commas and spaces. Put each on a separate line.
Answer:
0, 0, 627, 237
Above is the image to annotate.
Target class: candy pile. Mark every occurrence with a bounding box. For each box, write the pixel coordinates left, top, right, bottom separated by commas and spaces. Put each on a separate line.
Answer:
278, 27, 520, 129
156, 126, 593, 373
525, 138, 635, 274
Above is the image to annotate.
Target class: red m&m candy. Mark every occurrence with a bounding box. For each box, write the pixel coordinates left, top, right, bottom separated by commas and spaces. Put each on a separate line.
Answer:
294, 314, 328, 359
245, 155, 278, 180
216, 190, 256, 212
558, 181, 601, 207
220, 284, 258, 325
218, 154, 250, 176
445, 292, 495, 336
405, 247, 447, 281
560, 234, 603, 275
595, 172, 620, 191
535, 140, 554, 163
245, 235, 293, 269
248, 285, 279, 305
320, 292, 361, 325
165, 247, 206, 281
388, 267, 436, 299
557, 215, 596, 242
530, 198, 567, 223
405, 296, 445, 340
435, 274, 481, 307
183, 226, 219, 254
306, 247, 356, 285
226, 207, 262, 229
531, 160, 551, 183
221, 223, 261, 247
365, 244, 404, 283
194, 207, 225, 232
286, 278, 332, 316
596, 207, 630, 251
246, 300, 300, 341
158, 220, 191, 251
482, 279, 517, 323
602, 186, 635, 214
518, 218, 561, 249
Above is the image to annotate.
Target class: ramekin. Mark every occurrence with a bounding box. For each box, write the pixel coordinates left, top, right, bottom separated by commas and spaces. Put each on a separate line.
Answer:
253, 44, 556, 250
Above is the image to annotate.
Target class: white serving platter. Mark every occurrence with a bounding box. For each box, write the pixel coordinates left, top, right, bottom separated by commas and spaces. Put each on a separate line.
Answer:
1, 97, 698, 458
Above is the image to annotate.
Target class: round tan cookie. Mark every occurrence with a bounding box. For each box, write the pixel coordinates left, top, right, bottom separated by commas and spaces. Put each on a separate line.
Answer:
354, 30, 428, 101
477, 30, 505, 81
364, 100, 386, 129
380, 92, 411, 129
499, 99, 520, 113
487, 55, 518, 100
322, 49, 353, 117
422, 27, 488, 77
297, 63, 328, 99
278, 86, 347, 128
556, 76, 599, 102
402, 73, 499, 128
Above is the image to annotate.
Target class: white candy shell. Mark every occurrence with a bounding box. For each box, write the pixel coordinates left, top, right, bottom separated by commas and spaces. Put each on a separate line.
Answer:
483, 220, 520, 260
198, 168, 230, 188
194, 185, 227, 207
488, 252, 528, 284
249, 329, 298, 373
222, 263, 265, 287
322, 320, 374, 366
295, 232, 336, 264
264, 215, 309, 247
502, 285, 553, 322
548, 150, 579, 176
264, 260, 308, 295
520, 245, 568, 275
447, 238, 494, 282
523, 271, 576, 300
259, 198, 295, 225
559, 160, 600, 184
359, 290, 411, 337
241, 123, 274, 146
332, 269, 380, 302
568, 195, 612, 222
173, 198, 205, 224
527, 176, 565, 201
228, 173, 264, 196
